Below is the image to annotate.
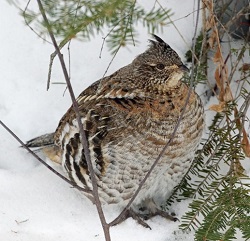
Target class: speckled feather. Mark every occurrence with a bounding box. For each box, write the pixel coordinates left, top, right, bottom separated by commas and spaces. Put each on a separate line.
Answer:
52, 35, 204, 213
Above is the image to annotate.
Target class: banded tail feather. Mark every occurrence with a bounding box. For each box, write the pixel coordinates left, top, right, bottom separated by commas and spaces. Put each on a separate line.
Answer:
26, 132, 62, 164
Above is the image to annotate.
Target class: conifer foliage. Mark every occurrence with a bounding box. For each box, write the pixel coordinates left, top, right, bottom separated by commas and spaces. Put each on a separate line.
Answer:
22, 0, 171, 54
168, 1, 250, 240
21, 0, 172, 89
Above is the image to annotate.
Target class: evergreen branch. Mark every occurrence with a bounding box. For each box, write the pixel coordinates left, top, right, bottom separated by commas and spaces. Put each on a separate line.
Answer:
178, 81, 250, 240
25, 0, 173, 89
195, 185, 250, 241
180, 177, 226, 231
20, 0, 172, 51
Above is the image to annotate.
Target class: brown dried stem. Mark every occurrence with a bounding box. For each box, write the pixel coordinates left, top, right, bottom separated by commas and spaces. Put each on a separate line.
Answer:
36, 0, 111, 240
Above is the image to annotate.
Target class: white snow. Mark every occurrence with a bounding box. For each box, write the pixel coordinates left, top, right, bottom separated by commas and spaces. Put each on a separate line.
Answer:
1, 0, 249, 241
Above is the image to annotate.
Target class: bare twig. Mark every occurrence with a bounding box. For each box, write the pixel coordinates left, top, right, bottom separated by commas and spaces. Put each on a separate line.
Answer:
35, 1, 111, 240
100, 0, 137, 79
156, 0, 200, 63
0, 120, 90, 194
15, 219, 29, 224
47, 38, 69, 90
99, 13, 131, 59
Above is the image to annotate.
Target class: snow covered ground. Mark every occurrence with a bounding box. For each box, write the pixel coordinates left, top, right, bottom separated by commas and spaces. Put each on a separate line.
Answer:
0, 0, 249, 241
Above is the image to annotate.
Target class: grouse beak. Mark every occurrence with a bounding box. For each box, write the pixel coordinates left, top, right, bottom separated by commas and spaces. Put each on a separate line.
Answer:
179, 64, 189, 73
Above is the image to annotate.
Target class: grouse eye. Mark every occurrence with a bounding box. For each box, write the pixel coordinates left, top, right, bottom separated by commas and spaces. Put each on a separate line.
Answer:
156, 63, 165, 70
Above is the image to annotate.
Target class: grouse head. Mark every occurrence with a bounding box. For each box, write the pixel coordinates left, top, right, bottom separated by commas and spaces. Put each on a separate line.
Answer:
97, 35, 189, 98
131, 34, 189, 91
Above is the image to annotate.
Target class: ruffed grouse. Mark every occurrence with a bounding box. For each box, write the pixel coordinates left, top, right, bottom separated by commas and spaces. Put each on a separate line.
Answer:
27, 35, 204, 227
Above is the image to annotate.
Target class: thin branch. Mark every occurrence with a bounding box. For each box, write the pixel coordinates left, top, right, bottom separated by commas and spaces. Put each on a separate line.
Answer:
172, 7, 204, 23
100, 0, 137, 79
23, 0, 51, 45
47, 39, 69, 90
156, 0, 200, 63
35, 1, 111, 240
0, 120, 90, 194
99, 13, 131, 59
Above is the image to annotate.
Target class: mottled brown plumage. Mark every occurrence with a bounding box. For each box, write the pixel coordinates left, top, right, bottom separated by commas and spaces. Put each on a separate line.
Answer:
27, 35, 204, 226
